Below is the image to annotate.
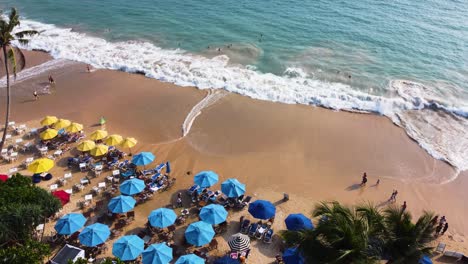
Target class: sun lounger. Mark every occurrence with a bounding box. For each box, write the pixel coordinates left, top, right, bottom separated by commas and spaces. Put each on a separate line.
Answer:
444, 251, 464, 260
142, 169, 154, 175
240, 219, 251, 234
263, 228, 274, 243
255, 224, 267, 239
187, 184, 200, 195
121, 169, 136, 178
248, 223, 259, 237
435, 242, 446, 253
155, 163, 166, 173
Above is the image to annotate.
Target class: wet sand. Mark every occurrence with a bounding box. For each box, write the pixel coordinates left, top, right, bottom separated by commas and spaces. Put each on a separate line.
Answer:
0, 51, 467, 262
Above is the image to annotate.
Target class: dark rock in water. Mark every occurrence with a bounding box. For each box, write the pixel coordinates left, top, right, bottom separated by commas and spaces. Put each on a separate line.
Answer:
134, 70, 146, 75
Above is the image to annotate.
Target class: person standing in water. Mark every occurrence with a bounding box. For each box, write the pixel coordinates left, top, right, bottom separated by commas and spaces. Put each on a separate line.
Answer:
48, 75, 55, 84
33, 90, 38, 100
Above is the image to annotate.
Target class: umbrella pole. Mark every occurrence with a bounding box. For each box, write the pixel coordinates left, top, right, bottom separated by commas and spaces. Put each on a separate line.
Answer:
128, 148, 132, 156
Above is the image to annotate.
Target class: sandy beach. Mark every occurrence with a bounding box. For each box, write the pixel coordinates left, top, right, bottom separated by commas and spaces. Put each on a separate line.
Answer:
0, 51, 467, 263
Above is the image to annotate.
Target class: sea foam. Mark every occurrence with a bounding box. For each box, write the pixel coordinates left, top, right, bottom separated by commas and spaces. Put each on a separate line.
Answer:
11, 19, 468, 179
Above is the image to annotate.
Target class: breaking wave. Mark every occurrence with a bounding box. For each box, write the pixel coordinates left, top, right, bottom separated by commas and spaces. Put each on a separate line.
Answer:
12, 19, 468, 179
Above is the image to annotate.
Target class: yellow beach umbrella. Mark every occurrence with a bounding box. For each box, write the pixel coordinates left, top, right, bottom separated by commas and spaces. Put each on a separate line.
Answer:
90, 144, 108, 157
121, 137, 137, 148
66, 122, 84, 133
105, 134, 123, 146
89, 130, 108, 141
76, 140, 96, 152
40, 128, 58, 140
28, 158, 54, 174
53, 119, 71, 130
40, 116, 58, 126
121, 137, 137, 155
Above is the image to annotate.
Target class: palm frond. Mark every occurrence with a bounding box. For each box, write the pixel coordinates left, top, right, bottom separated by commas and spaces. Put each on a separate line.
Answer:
14, 30, 38, 39
7, 47, 26, 79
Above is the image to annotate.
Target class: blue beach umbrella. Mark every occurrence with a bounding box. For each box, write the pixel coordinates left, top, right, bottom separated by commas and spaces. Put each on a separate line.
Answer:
148, 208, 177, 228
142, 243, 173, 264
200, 204, 228, 225
120, 178, 145, 195
214, 256, 240, 264
221, 178, 246, 198
132, 152, 155, 166
194, 171, 219, 188
166, 161, 171, 173
79, 223, 110, 247
285, 213, 314, 231
419, 255, 433, 264
283, 247, 305, 264
185, 221, 215, 246
175, 254, 205, 264
112, 235, 144, 261
108, 195, 136, 213
54, 213, 86, 235
248, 200, 276, 220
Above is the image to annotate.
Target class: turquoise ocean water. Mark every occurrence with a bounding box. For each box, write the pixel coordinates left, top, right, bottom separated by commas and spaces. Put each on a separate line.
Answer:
1, 0, 467, 177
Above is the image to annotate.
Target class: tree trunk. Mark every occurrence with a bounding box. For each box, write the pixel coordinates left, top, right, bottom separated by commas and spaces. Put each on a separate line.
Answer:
0, 46, 11, 152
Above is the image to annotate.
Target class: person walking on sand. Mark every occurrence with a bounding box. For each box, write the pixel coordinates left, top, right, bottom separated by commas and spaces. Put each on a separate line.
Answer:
401, 201, 407, 212
439, 215, 446, 225
361, 172, 368, 186
392, 190, 398, 202
376, 179, 380, 186
33, 90, 38, 100
388, 190, 394, 202
441, 223, 449, 235
435, 223, 442, 235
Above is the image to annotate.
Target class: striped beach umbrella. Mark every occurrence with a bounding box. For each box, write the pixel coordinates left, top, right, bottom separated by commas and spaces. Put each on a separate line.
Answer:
228, 233, 250, 252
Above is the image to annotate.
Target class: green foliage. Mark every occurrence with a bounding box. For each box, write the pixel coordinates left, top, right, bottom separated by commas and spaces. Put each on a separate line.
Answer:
0, 174, 62, 244
383, 206, 436, 263
68, 258, 88, 264
99, 257, 125, 264
281, 201, 436, 264
0, 239, 50, 264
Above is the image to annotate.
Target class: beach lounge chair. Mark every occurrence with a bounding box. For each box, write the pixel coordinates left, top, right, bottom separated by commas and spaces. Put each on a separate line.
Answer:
121, 169, 135, 178
263, 228, 274, 243
255, 225, 266, 239
435, 242, 446, 253
444, 251, 464, 260
142, 169, 155, 175
187, 184, 200, 195
248, 223, 259, 237
240, 219, 251, 234
155, 163, 166, 173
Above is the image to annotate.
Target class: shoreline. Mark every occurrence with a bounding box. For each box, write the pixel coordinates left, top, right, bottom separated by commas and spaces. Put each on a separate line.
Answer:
0, 51, 467, 262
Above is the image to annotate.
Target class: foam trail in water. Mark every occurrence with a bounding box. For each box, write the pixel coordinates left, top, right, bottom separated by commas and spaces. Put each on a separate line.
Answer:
182, 90, 226, 137
0, 59, 72, 87
12, 19, 468, 180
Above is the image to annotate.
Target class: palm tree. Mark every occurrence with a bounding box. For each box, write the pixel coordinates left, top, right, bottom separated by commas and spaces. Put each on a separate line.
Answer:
282, 201, 384, 263
383, 206, 436, 263
0, 8, 38, 151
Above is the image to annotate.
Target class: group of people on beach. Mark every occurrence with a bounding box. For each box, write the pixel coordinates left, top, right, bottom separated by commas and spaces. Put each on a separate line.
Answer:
34, 65, 93, 101
434, 215, 449, 236
360, 172, 450, 236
